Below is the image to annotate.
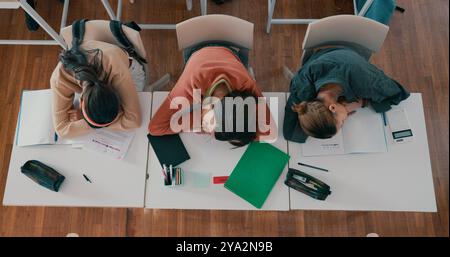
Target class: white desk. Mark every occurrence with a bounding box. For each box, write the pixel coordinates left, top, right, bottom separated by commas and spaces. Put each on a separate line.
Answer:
288, 93, 437, 212
145, 92, 290, 210
2, 93, 152, 208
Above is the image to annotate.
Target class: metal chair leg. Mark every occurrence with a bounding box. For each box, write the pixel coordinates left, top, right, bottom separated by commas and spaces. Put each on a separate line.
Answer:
186, 0, 193, 11
200, 0, 207, 15
248, 67, 255, 80
266, 0, 276, 34
283, 66, 294, 80
18, 0, 67, 49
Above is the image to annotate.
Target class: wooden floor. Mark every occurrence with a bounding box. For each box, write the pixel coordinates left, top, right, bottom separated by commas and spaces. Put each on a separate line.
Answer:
0, 0, 448, 236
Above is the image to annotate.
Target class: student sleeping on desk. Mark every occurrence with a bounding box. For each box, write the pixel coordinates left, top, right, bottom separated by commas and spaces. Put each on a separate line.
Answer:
50, 40, 143, 138
149, 45, 277, 147
283, 46, 410, 143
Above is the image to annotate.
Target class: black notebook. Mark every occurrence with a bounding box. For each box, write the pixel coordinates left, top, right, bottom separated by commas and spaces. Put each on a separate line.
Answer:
147, 134, 190, 167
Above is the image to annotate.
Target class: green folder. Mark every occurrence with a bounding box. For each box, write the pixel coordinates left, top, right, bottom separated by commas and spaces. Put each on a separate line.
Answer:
224, 142, 290, 209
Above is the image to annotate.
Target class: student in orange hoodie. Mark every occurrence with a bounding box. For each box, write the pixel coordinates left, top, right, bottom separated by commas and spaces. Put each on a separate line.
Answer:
149, 45, 277, 147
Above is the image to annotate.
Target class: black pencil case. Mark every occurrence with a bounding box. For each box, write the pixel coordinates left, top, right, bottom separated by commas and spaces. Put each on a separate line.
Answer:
284, 168, 331, 201
21, 160, 65, 192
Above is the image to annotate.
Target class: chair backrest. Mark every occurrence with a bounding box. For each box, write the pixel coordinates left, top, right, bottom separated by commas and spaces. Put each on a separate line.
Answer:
60, 20, 147, 59
302, 15, 389, 54
176, 14, 254, 51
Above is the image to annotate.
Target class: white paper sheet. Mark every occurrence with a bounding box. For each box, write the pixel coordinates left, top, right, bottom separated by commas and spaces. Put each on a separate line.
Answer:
83, 129, 135, 159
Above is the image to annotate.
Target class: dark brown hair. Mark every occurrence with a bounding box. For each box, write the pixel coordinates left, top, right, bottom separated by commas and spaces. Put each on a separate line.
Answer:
59, 45, 120, 127
214, 90, 258, 147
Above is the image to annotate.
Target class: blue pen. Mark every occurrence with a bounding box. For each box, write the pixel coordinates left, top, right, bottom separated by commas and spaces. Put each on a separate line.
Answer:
54, 133, 58, 142
382, 112, 387, 126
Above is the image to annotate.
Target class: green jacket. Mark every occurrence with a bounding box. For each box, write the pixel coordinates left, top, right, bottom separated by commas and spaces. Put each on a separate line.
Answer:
284, 47, 410, 143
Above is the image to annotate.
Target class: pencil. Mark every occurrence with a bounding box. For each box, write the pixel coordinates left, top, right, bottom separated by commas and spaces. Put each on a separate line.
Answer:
83, 174, 92, 183
298, 162, 329, 172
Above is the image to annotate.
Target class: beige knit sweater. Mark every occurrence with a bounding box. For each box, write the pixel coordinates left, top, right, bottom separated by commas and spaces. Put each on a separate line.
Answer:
50, 40, 141, 138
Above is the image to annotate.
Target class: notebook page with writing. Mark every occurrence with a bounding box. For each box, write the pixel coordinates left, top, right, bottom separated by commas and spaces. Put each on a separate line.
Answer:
84, 130, 135, 159
301, 130, 345, 156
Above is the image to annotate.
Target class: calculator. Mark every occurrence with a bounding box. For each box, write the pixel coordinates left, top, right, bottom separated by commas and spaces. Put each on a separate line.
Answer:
386, 107, 414, 143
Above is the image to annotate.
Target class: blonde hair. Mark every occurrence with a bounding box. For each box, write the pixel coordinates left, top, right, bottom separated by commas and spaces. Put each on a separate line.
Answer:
292, 100, 337, 139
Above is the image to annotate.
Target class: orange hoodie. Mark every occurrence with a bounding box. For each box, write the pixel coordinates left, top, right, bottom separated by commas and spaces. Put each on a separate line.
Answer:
148, 46, 276, 141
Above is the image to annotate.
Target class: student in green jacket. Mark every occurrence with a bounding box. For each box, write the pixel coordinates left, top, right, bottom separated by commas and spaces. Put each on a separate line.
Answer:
284, 46, 410, 143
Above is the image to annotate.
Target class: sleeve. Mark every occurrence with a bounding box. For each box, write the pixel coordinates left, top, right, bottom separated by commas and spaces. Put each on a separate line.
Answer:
107, 50, 142, 131
369, 77, 411, 113
148, 75, 197, 136
245, 81, 278, 142
148, 96, 178, 135
51, 66, 92, 138
283, 94, 308, 143
282, 68, 316, 143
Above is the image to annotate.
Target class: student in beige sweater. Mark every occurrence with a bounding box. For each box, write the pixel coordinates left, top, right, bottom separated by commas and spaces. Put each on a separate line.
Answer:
50, 40, 142, 138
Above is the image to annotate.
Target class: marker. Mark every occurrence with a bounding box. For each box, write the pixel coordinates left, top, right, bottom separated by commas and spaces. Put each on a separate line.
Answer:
170, 165, 174, 186
161, 167, 168, 181
83, 174, 92, 183
213, 176, 229, 184
298, 162, 329, 172
163, 164, 169, 185
54, 133, 58, 142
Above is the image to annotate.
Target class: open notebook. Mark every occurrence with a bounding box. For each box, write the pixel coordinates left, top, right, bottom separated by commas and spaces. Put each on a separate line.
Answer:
16, 89, 135, 159
16, 89, 77, 146
301, 107, 387, 156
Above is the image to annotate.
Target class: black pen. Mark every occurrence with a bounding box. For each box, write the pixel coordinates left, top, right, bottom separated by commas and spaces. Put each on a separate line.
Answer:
298, 162, 329, 172
83, 174, 92, 183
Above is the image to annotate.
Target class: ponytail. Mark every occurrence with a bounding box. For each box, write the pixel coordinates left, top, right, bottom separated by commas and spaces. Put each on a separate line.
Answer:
59, 44, 120, 127
291, 101, 309, 115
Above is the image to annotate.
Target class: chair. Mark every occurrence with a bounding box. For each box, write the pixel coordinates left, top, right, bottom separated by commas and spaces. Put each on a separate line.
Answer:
267, 0, 399, 33
176, 14, 255, 78
283, 15, 389, 79
60, 20, 170, 91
